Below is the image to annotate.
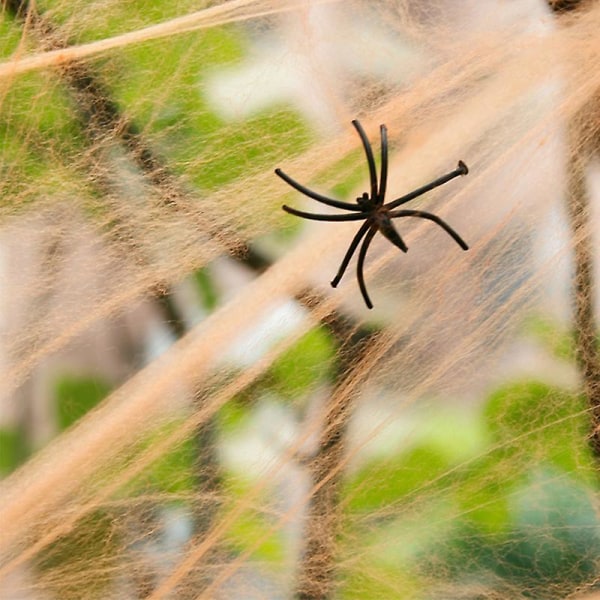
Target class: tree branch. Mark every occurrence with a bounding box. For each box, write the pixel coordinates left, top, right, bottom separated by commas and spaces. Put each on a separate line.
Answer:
546, 0, 600, 460
564, 104, 600, 459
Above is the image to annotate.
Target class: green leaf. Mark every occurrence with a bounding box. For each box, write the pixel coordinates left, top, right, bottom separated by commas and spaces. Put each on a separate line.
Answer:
346, 446, 449, 513
220, 473, 284, 563
339, 562, 420, 600
123, 420, 197, 497
503, 468, 600, 582
524, 315, 576, 360
35, 509, 120, 598
484, 380, 593, 475
0, 66, 86, 211
193, 267, 219, 311
54, 375, 112, 431
218, 397, 251, 433
225, 510, 285, 563
420, 470, 600, 591
112, 26, 244, 130
188, 108, 312, 190
455, 470, 512, 533
0, 427, 29, 475
329, 148, 371, 199
269, 326, 336, 398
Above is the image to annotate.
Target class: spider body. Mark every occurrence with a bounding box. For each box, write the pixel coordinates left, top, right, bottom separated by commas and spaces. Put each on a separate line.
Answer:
276, 120, 469, 309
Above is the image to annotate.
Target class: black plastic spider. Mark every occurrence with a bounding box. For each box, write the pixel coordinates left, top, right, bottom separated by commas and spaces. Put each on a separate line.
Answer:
275, 120, 469, 309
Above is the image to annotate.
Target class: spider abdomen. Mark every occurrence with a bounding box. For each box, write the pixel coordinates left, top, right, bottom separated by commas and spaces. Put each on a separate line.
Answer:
377, 215, 409, 253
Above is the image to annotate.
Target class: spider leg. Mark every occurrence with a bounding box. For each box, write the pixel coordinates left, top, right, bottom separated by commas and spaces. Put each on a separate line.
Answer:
377, 124, 388, 205
379, 218, 408, 253
282, 205, 369, 222
356, 226, 377, 309
275, 168, 363, 211
388, 209, 469, 250
352, 120, 378, 201
331, 221, 371, 288
385, 161, 468, 210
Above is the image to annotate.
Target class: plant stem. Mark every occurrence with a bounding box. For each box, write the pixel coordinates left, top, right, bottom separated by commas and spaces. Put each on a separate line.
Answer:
547, 0, 600, 461
294, 328, 378, 600
564, 115, 600, 459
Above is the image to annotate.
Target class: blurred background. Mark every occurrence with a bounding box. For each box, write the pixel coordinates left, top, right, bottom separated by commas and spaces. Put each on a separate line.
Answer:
0, 1, 599, 598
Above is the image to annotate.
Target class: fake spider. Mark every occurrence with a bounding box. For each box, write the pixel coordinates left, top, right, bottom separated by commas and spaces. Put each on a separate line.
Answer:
275, 120, 469, 309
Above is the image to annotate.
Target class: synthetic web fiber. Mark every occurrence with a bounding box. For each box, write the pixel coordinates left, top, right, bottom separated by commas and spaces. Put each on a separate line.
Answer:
0, 0, 599, 598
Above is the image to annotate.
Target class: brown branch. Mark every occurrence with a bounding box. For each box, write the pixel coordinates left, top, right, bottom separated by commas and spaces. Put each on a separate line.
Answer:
547, 0, 595, 13
565, 110, 600, 459
294, 328, 379, 600
546, 0, 600, 460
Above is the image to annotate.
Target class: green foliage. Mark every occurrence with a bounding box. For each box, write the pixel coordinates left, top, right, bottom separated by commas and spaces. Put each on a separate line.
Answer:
39, 0, 221, 41
54, 375, 111, 431
108, 25, 312, 191
112, 27, 243, 132
0, 16, 85, 161
484, 380, 593, 475
0, 427, 29, 475
0, 15, 22, 58
54, 374, 112, 431
225, 509, 285, 563
454, 468, 512, 533
429, 470, 600, 596
188, 108, 311, 190
347, 446, 449, 513
524, 315, 576, 361
501, 469, 600, 583
343, 376, 599, 595
219, 326, 336, 412
1, 11, 311, 221
430, 382, 600, 594
329, 147, 372, 199
34, 509, 120, 599
339, 563, 420, 600
0, 70, 85, 208
269, 325, 336, 399
193, 267, 219, 311
218, 396, 251, 433
126, 420, 197, 497
221, 474, 285, 563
